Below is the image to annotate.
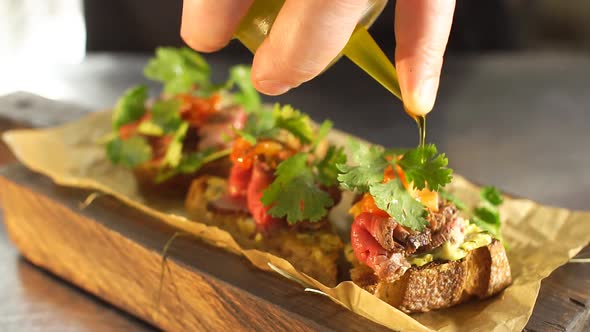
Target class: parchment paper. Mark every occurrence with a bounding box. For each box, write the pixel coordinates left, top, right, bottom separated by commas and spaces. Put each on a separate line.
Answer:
3, 111, 590, 332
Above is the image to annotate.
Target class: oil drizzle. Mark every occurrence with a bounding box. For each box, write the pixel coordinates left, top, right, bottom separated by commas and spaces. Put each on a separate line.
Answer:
342, 26, 402, 100
415, 115, 426, 149
344, 27, 426, 149
415, 115, 427, 163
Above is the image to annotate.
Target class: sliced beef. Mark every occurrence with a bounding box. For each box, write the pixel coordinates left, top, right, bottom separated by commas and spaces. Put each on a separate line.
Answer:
351, 213, 410, 283
351, 200, 464, 282
427, 201, 458, 231
404, 230, 432, 254
353, 212, 405, 252
198, 105, 247, 150
422, 213, 466, 252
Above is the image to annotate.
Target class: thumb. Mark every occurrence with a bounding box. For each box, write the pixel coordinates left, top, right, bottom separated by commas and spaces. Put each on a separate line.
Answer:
395, 0, 455, 116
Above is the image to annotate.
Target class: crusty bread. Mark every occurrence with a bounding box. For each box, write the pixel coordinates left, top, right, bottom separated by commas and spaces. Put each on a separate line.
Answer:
349, 240, 512, 313
185, 176, 343, 286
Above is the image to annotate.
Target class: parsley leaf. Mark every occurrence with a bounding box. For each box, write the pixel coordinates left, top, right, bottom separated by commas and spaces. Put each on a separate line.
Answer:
316, 145, 347, 186
311, 120, 333, 150
369, 180, 428, 231
396, 144, 453, 191
238, 107, 277, 143
481, 186, 503, 206
144, 47, 211, 94
337, 140, 388, 192
112, 85, 148, 129
261, 153, 333, 223
227, 65, 261, 113
471, 186, 504, 240
273, 104, 315, 144
238, 104, 317, 145
106, 136, 152, 167
137, 99, 183, 136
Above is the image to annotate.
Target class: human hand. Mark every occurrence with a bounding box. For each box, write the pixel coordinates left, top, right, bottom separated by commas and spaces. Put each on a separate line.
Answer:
180, 0, 455, 115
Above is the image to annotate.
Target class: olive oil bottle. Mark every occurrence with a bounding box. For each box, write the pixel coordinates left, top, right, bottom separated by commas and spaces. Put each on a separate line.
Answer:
234, 0, 425, 144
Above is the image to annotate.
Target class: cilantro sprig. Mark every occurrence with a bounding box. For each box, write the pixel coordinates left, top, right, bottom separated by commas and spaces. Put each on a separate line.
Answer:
370, 180, 428, 230
337, 140, 389, 192
106, 47, 262, 182
261, 144, 347, 223
112, 85, 148, 130
137, 99, 183, 136
144, 47, 211, 94
227, 65, 261, 113
470, 186, 504, 240
262, 153, 334, 223
316, 145, 347, 186
238, 103, 332, 148
397, 144, 452, 191
106, 136, 152, 168
337, 140, 452, 231
243, 105, 346, 223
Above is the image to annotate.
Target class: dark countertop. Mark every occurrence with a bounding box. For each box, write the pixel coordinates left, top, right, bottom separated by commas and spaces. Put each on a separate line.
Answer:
0, 52, 589, 331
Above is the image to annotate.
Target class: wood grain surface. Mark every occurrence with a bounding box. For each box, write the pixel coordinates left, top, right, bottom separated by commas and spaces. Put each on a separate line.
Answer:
0, 89, 590, 331
0, 165, 393, 332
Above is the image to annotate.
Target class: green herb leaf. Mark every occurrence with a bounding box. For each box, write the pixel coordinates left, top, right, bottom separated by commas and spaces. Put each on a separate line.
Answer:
106, 136, 152, 167
144, 47, 211, 94
470, 186, 504, 240
481, 186, 503, 206
312, 120, 333, 149
262, 153, 333, 223
369, 179, 428, 231
228, 65, 261, 113
112, 85, 148, 129
316, 145, 347, 186
337, 140, 388, 192
273, 104, 315, 144
473, 206, 500, 225
137, 99, 183, 136
396, 144, 453, 191
239, 107, 277, 143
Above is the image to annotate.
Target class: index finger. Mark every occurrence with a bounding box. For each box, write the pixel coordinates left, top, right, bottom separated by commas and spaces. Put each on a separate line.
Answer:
395, 0, 455, 116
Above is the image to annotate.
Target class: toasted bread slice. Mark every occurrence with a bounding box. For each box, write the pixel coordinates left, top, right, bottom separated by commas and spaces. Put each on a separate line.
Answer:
185, 176, 343, 286
349, 240, 511, 313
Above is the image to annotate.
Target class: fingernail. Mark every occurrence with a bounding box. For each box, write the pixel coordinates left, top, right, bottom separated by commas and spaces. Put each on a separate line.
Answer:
416, 77, 438, 114
257, 80, 291, 95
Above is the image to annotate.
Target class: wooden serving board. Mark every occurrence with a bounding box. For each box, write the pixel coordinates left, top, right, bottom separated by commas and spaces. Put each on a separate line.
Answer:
0, 93, 589, 331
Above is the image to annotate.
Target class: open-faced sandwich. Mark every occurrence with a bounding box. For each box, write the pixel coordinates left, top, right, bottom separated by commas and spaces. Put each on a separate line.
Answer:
105, 47, 259, 196
185, 104, 346, 286
104, 46, 511, 309
338, 141, 512, 313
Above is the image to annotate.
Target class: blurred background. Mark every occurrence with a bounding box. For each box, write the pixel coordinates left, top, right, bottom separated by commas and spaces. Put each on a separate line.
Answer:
0, 0, 589, 208
1, 0, 590, 99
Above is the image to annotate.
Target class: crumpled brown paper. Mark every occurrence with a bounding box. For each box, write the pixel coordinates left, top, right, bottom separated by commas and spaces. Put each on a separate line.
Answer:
3, 111, 590, 332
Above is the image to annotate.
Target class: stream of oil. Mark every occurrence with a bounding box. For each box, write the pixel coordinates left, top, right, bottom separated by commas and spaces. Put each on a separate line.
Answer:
343, 27, 425, 148
415, 115, 426, 149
